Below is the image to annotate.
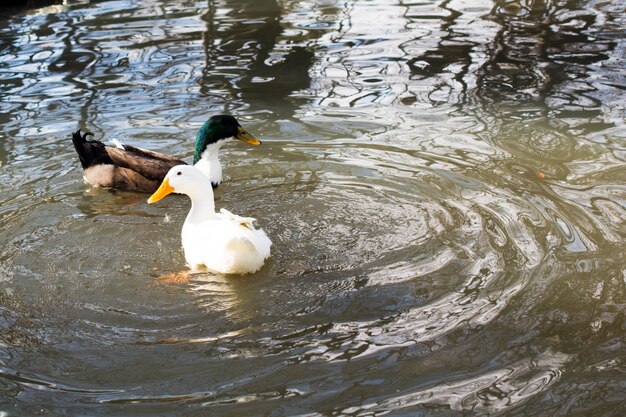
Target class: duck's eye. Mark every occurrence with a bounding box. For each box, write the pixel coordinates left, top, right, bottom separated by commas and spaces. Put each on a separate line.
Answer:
177, 172, 182, 176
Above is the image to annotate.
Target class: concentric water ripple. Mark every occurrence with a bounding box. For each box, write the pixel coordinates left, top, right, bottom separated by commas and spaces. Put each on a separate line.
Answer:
0, 0, 624, 416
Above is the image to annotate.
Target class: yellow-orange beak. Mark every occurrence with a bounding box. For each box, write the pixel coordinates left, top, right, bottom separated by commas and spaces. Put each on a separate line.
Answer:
148, 178, 174, 204
236, 126, 261, 145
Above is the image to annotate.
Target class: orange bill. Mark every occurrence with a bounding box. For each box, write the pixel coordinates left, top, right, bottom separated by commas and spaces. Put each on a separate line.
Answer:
236, 126, 261, 145
148, 178, 174, 204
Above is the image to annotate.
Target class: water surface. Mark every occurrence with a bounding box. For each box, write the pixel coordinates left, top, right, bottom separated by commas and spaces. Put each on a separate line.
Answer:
0, 0, 625, 416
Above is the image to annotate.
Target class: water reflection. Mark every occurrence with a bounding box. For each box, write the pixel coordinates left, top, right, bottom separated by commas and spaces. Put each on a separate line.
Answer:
200, 0, 315, 119
406, 0, 621, 122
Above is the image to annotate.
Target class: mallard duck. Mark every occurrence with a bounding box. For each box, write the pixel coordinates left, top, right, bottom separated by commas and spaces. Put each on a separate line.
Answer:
148, 165, 271, 274
71, 115, 260, 193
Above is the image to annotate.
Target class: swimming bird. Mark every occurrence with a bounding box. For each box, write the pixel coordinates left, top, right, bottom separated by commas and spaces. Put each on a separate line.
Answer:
71, 115, 260, 193
148, 165, 271, 274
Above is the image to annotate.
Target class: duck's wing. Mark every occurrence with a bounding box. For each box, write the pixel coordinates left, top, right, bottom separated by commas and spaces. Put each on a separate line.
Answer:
71, 129, 187, 193
105, 143, 187, 181
217, 208, 257, 229
215, 211, 272, 261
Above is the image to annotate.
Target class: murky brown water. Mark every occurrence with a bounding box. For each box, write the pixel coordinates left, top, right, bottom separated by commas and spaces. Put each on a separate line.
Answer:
0, 0, 624, 415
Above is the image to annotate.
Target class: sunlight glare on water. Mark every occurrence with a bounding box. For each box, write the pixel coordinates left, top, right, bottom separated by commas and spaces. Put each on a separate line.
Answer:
0, 0, 624, 416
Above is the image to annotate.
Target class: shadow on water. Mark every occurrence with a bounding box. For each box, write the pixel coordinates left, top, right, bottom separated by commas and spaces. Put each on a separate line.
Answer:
0, 0, 62, 12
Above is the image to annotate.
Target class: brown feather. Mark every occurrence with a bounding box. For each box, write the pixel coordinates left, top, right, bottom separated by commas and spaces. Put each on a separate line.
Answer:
112, 166, 162, 193
105, 146, 187, 182
72, 129, 188, 193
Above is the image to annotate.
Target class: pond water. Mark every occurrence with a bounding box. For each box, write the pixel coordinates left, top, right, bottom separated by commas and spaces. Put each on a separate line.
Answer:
0, 0, 624, 415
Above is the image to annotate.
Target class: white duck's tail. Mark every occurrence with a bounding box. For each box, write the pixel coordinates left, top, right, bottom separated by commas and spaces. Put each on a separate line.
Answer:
222, 236, 267, 274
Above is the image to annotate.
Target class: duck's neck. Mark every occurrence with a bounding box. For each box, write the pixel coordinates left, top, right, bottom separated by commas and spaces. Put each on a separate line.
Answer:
194, 143, 223, 186
185, 186, 216, 226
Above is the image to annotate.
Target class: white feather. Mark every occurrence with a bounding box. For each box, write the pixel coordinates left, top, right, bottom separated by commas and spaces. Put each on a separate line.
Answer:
110, 139, 125, 149
152, 165, 271, 274
194, 142, 224, 186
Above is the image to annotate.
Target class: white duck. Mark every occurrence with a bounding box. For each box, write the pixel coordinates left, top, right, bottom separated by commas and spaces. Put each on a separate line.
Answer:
148, 165, 271, 274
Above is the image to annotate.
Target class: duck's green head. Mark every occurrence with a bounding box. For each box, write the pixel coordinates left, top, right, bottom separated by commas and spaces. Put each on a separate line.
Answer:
193, 115, 260, 164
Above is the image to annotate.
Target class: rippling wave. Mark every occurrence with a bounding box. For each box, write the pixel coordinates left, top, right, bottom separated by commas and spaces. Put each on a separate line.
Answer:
0, 0, 624, 415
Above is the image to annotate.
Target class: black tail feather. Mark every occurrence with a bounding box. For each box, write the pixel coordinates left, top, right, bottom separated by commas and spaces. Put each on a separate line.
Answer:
71, 129, 113, 169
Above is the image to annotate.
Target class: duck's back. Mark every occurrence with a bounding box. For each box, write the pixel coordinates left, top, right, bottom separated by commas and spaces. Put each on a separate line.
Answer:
182, 217, 271, 274
71, 130, 187, 193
